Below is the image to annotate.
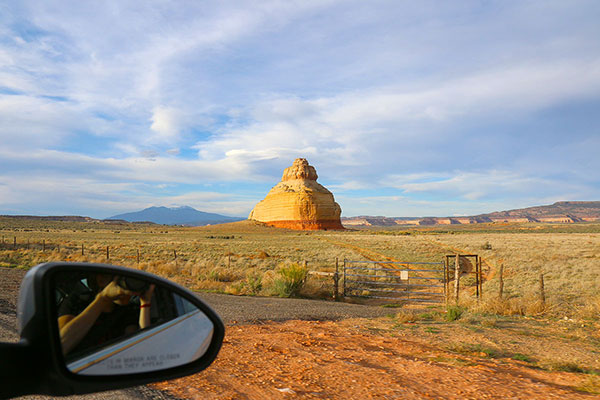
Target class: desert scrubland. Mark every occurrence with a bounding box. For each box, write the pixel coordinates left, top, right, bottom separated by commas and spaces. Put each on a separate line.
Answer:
2, 217, 600, 397
2, 217, 598, 315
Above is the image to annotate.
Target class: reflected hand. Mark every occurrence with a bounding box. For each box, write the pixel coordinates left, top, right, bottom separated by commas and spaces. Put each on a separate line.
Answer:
97, 278, 134, 310
140, 284, 155, 305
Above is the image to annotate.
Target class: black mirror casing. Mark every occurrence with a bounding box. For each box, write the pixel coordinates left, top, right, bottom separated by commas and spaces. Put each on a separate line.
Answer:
1, 262, 224, 398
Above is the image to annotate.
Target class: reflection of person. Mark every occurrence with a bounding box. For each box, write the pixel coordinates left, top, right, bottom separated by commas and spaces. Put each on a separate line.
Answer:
58, 274, 155, 356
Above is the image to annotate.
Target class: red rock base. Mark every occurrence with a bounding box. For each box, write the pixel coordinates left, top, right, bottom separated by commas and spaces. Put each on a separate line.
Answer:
263, 220, 345, 231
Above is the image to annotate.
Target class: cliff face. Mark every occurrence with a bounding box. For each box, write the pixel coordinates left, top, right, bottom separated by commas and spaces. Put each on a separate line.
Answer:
340, 201, 600, 227
249, 158, 344, 230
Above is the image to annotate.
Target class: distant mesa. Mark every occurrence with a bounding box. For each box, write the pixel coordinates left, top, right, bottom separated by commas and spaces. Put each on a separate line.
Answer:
341, 201, 600, 227
249, 158, 344, 230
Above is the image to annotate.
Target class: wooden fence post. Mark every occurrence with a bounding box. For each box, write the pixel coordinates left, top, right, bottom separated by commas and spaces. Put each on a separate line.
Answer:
137, 249, 140, 264
81, 244, 84, 256
539, 273, 545, 305
454, 254, 460, 304
478, 257, 483, 299
43, 240, 46, 252
333, 257, 339, 301
343, 259, 347, 297
498, 264, 504, 299
228, 254, 231, 268
475, 255, 480, 300
13, 236, 16, 249
444, 256, 449, 304
106, 246, 109, 260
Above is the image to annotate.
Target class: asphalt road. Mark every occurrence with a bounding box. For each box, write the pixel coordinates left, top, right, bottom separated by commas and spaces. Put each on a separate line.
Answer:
0, 267, 397, 399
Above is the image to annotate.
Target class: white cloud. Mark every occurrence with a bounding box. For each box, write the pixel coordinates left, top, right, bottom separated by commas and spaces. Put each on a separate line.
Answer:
149, 106, 184, 143
191, 56, 600, 182
386, 170, 597, 204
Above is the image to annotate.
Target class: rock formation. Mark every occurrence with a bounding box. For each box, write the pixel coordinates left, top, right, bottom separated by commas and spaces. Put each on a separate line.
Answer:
249, 158, 344, 230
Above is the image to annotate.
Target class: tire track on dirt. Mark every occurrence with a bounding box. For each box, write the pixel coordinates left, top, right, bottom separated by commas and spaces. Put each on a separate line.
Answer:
318, 237, 408, 265
324, 235, 497, 287
320, 235, 497, 300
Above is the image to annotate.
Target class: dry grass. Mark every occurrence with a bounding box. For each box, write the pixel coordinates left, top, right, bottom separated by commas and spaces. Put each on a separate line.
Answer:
431, 230, 600, 314
2, 218, 599, 318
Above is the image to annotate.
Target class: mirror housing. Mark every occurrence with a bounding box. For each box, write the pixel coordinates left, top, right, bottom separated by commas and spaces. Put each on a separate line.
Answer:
2, 262, 224, 398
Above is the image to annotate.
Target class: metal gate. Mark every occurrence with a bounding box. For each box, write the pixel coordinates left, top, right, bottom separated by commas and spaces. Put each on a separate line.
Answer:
342, 259, 446, 303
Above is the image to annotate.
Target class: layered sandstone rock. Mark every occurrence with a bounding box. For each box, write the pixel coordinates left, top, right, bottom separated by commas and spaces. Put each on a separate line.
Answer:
249, 158, 344, 230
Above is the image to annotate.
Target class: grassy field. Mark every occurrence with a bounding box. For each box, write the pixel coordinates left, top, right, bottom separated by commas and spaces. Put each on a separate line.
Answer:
1, 217, 599, 318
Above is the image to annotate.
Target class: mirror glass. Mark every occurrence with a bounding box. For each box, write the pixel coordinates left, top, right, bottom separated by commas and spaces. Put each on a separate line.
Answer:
52, 269, 214, 376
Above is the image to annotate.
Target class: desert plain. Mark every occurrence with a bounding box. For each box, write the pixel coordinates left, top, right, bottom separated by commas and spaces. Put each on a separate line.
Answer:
1, 217, 599, 398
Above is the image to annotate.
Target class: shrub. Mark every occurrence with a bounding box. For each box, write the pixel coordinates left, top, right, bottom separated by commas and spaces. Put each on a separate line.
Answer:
446, 305, 464, 321
208, 267, 240, 282
512, 353, 531, 362
272, 262, 308, 297
245, 271, 263, 295
395, 310, 419, 324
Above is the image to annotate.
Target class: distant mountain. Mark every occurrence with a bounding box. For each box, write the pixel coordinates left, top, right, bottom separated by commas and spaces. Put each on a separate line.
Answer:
342, 201, 600, 227
108, 206, 244, 226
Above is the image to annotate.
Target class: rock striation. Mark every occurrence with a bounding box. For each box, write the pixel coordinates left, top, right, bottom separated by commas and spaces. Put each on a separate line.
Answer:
249, 158, 344, 230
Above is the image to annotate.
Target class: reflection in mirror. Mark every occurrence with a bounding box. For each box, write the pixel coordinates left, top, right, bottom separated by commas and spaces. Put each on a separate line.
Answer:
52, 270, 214, 376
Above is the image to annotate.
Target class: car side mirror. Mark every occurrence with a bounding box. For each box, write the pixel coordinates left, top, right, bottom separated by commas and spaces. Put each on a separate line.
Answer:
1, 262, 224, 398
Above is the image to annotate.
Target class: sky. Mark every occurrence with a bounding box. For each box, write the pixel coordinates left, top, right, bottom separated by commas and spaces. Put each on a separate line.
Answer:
1, 0, 599, 219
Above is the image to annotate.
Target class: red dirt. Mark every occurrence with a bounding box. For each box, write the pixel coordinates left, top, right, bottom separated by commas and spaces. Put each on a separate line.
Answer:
153, 319, 596, 399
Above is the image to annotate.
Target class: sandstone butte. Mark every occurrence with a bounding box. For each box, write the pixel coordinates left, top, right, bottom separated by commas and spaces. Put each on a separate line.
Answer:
248, 158, 344, 230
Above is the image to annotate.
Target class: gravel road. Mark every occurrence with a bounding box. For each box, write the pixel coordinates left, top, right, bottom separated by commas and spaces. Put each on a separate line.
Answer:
0, 267, 397, 399
195, 291, 396, 324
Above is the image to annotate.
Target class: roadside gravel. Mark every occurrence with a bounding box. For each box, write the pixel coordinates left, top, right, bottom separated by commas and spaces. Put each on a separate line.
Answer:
195, 291, 396, 324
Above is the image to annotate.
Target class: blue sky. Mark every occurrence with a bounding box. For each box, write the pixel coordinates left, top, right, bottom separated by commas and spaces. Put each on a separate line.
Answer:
1, 1, 599, 219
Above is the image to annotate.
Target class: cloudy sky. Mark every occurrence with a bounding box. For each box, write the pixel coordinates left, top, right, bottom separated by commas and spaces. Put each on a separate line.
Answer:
1, 1, 599, 218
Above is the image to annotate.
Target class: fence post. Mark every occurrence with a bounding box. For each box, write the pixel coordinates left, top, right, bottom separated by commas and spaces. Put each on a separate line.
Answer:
228, 254, 231, 268
106, 246, 109, 260
81, 244, 84, 256
498, 264, 504, 299
475, 255, 479, 299
478, 257, 483, 299
443, 259, 448, 305
539, 273, 545, 305
454, 254, 460, 304
14, 236, 16, 249
43, 240, 46, 252
444, 257, 449, 304
343, 259, 347, 297
137, 249, 140, 264
333, 257, 339, 301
